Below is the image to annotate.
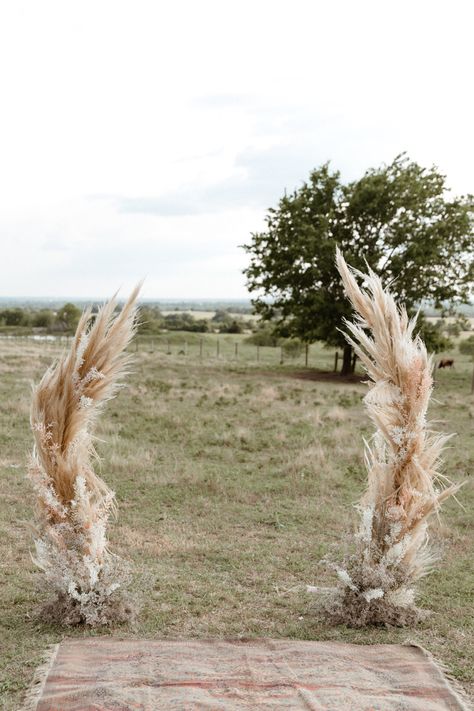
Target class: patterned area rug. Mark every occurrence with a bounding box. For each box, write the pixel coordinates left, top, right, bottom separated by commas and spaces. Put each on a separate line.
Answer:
23, 638, 470, 710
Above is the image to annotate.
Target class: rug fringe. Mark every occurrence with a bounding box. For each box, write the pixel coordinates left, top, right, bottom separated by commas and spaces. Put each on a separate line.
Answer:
403, 641, 473, 711
20, 643, 60, 711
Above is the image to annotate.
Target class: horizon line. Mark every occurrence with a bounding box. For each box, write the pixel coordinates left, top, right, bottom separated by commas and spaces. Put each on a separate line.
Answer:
0, 295, 253, 302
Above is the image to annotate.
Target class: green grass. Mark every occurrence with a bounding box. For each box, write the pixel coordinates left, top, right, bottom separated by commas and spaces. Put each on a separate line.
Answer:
2, 331, 341, 369
0, 339, 472, 709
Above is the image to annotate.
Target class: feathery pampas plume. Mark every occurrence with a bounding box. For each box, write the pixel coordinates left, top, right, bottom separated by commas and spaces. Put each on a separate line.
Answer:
29, 286, 141, 626
313, 251, 460, 626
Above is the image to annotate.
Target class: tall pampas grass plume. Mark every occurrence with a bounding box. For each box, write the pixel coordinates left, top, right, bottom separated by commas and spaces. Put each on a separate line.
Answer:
312, 251, 461, 626
28, 285, 141, 626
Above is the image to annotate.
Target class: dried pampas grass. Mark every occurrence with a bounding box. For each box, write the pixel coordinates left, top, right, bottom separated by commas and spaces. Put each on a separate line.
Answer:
29, 286, 140, 626
313, 251, 460, 626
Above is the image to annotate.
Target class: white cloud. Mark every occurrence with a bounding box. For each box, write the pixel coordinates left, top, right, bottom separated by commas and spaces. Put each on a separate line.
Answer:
0, 197, 262, 297
0, 0, 472, 296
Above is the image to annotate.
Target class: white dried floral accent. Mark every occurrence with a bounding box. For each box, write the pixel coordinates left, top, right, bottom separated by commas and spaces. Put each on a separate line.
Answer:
32, 422, 46, 434
385, 521, 402, 544
84, 556, 101, 587
76, 331, 89, 367
386, 587, 415, 608
71, 332, 90, 388
73, 474, 88, 502
383, 535, 411, 566
362, 588, 384, 602
356, 505, 374, 544
28, 463, 67, 518
82, 367, 105, 385
390, 426, 406, 446
386, 505, 404, 522
67, 580, 79, 597
337, 569, 358, 591
392, 387, 405, 405
394, 446, 408, 462
67, 428, 89, 458
79, 395, 94, 409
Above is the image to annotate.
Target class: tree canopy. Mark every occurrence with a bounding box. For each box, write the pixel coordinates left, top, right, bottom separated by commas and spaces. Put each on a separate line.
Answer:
56, 303, 82, 332
243, 154, 474, 373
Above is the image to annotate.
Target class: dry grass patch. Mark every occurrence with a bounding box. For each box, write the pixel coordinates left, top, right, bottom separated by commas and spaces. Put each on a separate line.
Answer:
0, 341, 472, 709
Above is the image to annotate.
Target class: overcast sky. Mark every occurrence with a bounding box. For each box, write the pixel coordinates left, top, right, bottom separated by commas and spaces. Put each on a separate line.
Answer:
0, 0, 472, 299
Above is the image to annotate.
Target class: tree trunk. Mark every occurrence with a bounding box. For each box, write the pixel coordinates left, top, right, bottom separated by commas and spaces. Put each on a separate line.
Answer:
351, 352, 358, 373
341, 344, 353, 375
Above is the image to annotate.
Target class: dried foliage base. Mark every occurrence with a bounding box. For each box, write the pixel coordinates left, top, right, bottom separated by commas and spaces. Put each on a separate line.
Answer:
30, 467, 136, 627
315, 535, 431, 627
317, 586, 426, 628
34, 547, 135, 627
37, 588, 135, 628
314, 506, 433, 627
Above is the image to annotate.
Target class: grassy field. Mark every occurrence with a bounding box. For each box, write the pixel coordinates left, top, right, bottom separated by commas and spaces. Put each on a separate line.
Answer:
0, 338, 472, 709
1, 332, 343, 370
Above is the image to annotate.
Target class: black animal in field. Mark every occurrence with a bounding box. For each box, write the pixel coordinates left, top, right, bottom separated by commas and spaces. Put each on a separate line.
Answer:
438, 358, 454, 369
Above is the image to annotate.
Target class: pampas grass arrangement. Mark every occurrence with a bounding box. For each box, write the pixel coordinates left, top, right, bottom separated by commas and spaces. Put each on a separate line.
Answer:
315, 251, 460, 626
29, 287, 140, 626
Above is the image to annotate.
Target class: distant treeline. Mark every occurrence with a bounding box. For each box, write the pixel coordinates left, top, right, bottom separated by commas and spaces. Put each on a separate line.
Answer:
0, 304, 256, 336
0, 304, 83, 332
1, 303, 471, 356
0, 297, 254, 312
139, 306, 252, 334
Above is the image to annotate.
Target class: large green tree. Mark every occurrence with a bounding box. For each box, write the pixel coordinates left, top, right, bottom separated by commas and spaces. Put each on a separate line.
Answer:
56, 303, 81, 332
243, 155, 474, 374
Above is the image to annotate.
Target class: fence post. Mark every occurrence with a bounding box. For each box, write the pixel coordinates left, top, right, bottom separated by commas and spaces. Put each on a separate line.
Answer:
334, 351, 339, 372
280, 346, 284, 365
151, 339, 154, 352
257, 345, 260, 363
305, 343, 309, 367
235, 342, 238, 360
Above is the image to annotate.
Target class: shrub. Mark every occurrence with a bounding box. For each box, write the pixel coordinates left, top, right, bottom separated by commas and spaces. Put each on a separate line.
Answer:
32, 309, 55, 329
282, 338, 303, 359
164, 313, 209, 332
0, 307, 31, 327
459, 335, 474, 359
246, 324, 280, 347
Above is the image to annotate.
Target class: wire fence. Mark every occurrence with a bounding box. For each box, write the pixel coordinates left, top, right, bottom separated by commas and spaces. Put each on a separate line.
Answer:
3, 335, 472, 388
127, 336, 343, 369
0, 333, 343, 371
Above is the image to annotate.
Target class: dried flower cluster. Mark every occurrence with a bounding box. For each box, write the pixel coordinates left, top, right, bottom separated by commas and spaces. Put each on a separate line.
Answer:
29, 287, 140, 625
315, 251, 460, 626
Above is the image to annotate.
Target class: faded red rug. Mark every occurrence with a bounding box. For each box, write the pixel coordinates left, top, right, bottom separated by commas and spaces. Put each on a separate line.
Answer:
23, 638, 470, 710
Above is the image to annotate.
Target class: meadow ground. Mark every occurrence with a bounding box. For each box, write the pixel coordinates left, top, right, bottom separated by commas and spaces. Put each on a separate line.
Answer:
0, 337, 472, 709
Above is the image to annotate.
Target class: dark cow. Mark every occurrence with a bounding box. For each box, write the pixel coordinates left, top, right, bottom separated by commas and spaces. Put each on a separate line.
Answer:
438, 358, 454, 369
